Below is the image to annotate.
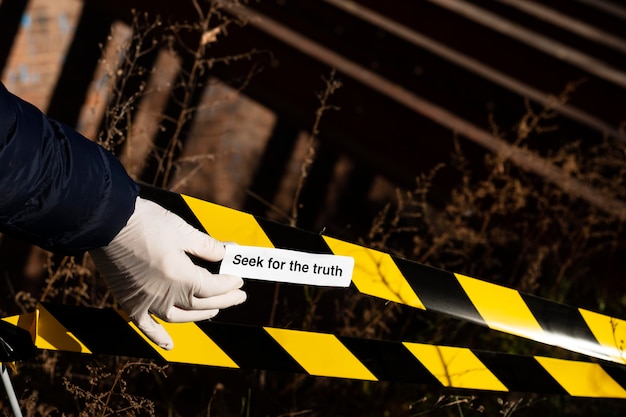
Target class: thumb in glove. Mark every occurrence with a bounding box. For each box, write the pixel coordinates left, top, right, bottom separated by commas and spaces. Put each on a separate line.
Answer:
89, 196, 247, 349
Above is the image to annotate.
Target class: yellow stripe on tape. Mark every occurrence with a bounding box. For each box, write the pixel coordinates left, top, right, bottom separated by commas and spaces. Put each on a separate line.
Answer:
323, 236, 425, 309
536, 356, 626, 398
403, 342, 508, 392
182, 195, 274, 248
3, 311, 36, 343
578, 309, 626, 365
264, 327, 377, 380
2, 315, 25, 328
127, 317, 239, 368
36, 306, 91, 354
455, 273, 545, 339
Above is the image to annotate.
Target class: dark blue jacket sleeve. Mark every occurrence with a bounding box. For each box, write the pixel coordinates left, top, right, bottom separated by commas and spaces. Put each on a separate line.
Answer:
0, 82, 139, 253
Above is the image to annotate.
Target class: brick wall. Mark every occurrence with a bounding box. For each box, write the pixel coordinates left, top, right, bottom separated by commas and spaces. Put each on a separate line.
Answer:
1, 0, 82, 111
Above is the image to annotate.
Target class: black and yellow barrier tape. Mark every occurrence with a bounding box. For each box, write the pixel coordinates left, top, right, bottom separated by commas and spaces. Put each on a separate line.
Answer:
3, 302, 626, 399
3, 186, 626, 399
137, 186, 626, 366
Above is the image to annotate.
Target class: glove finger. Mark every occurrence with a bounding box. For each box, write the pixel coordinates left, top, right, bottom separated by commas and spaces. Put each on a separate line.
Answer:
134, 311, 175, 350
187, 289, 247, 310
179, 222, 226, 262
164, 307, 220, 323
194, 273, 244, 298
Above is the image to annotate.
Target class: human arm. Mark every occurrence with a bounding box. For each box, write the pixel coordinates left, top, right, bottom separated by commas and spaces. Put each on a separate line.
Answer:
0, 82, 245, 349
0, 82, 137, 251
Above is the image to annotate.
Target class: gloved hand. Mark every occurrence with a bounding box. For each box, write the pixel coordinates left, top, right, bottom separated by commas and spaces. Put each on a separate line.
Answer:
88, 196, 246, 350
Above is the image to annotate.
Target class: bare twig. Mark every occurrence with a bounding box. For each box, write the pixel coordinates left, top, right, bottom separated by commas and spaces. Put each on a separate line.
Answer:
289, 68, 342, 227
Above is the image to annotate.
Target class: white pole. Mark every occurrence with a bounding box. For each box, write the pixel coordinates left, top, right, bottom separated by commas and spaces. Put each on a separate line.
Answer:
0, 363, 23, 417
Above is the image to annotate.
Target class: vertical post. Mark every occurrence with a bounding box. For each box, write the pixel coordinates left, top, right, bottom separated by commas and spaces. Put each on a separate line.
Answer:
0, 363, 23, 417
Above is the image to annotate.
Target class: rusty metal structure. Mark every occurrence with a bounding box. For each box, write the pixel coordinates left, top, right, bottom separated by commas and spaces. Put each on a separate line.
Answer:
1, 0, 626, 234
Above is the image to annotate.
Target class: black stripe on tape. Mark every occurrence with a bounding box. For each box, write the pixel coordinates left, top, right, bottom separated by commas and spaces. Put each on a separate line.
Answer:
338, 336, 442, 385
139, 185, 206, 232
393, 258, 485, 325
41, 303, 161, 360
599, 364, 626, 391
197, 321, 307, 374
473, 351, 568, 395
0, 318, 36, 361
520, 294, 600, 348
255, 217, 333, 254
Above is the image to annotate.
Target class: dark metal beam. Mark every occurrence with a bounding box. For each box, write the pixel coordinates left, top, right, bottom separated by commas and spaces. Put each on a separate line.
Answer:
0, 0, 29, 73
47, 2, 115, 127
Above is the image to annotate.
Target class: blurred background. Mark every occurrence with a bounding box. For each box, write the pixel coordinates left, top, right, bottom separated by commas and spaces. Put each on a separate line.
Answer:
2, 0, 626, 415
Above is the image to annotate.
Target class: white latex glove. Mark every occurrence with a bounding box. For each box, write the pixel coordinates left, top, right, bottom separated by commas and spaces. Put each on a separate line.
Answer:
89, 196, 246, 350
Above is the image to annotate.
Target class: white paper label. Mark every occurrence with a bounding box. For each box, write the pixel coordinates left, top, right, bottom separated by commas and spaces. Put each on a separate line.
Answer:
219, 245, 354, 287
